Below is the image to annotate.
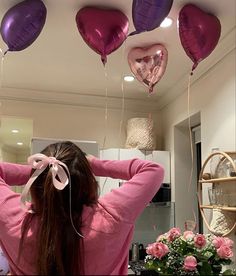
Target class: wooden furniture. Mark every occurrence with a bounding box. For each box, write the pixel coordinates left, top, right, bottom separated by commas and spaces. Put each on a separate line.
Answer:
198, 151, 236, 236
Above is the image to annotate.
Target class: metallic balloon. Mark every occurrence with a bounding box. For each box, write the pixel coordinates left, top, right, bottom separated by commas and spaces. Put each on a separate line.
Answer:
130, 0, 173, 36
76, 7, 129, 65
178, 4, 221, 71
128, 44, 168, 94
0, 0, 47, 53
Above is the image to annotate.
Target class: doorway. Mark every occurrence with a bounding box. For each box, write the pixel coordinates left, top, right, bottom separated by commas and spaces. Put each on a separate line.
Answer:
192, 125, 203, 233
173, 112, 201, 232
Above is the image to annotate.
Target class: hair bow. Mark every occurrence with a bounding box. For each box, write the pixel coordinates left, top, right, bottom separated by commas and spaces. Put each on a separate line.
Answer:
21, 153, 69, 212
21, 153, 84, 238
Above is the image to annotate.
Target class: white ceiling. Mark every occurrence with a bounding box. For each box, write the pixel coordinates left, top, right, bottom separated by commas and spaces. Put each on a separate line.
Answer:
0, 0, 235, 152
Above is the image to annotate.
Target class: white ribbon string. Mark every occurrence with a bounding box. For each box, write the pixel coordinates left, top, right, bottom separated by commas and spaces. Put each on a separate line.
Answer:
21, 153, 84, 238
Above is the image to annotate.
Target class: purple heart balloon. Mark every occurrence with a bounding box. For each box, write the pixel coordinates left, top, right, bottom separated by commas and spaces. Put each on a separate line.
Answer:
76, 7, 129, 65
0, 0, 47, 53
130, 0, 173, 36
178, 4, 221, 71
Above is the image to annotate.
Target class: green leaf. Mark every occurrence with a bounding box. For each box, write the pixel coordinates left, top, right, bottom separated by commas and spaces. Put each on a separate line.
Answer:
221, 259, 232, 265
212, 264, 222, 274
203, 251, 214, 259
222, 269, 236, 275
198, 261, 213, 275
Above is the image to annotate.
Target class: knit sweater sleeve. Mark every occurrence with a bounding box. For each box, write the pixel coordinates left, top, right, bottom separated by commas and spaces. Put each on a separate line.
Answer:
90, 158, 164, 223
0, 162, 31, 231
0, 162, 31, 187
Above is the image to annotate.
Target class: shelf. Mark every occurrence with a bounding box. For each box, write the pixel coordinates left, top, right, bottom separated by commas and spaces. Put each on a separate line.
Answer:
198, 151, 236, 236
199, 176, 236, 183
200, 205, 236, 212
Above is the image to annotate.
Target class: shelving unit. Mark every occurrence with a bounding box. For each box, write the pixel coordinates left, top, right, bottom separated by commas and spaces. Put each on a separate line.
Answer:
199, 177, 236, 183
199, 205, 236, 212
197, 151, 236, 236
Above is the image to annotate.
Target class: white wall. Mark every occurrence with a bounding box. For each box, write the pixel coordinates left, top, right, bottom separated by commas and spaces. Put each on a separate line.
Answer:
0, 100, 162, 150
0, 145, 16, 163
162, 48, 235, 156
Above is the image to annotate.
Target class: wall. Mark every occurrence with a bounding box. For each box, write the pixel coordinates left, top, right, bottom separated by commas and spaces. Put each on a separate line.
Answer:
0, 100, 162, 150
160, 48, 236, 263
0, 144, 16, 163
161, 47, 235, 159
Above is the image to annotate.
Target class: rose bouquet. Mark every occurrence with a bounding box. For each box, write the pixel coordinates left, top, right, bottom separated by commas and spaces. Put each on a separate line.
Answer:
145, 228, 235, 275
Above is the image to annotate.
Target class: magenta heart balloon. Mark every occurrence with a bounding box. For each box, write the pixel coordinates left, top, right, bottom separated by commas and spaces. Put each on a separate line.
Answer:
76, 7, 129, 65
128, 44, 168, 94
178, 4, 221, 71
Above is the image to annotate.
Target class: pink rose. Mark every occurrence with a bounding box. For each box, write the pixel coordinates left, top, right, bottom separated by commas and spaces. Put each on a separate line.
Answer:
167, 227, 181, 241
213, 237, 225, 249
217, 245, 234, 259
213, 237, 234, 249
183, 231, 195, 240
146, 242, 169, 259
183, 256, 197, 271
194, 234, 206, 248
146, 243, 156, 255
223, 237, 234, 248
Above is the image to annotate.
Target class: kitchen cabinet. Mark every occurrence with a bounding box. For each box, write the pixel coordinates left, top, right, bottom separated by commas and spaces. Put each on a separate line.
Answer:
119, 149, 145, 160
99, 148, 170, 197
145, 150, 170, 183
99, 148, 119, 196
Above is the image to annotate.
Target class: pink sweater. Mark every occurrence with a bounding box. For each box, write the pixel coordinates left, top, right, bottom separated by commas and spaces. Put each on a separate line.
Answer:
0, 158, 164, 275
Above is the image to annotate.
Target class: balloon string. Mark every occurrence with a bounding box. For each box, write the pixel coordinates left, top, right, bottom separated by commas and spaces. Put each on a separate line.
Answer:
102, 66, 108, 149
118, 40, 127, 149
186, 71, 198, 231
0, 50, 5, 88
148, 112, 152, 131
148, 152, 158, 232
0, 51, 5, 119
187, 72, 194, 193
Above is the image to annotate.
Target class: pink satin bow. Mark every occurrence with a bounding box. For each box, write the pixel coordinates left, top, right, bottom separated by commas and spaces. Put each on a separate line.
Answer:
21, 153, 84, 237
21, 154, 69, 212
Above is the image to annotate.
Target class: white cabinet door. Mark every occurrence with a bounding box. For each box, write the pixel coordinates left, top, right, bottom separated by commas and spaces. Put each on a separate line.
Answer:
98, 149, 170, 196
99, 177, 121, 196
119, 149, 145, 160
145, 151, 170, 183
99, 149, 120, 196
100, 148, 119, 160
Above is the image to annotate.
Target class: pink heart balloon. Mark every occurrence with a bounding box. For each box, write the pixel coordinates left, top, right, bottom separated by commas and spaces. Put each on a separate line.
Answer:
179, 4, 221, 71
76, 7, 129, 65
128, 44, 168, 94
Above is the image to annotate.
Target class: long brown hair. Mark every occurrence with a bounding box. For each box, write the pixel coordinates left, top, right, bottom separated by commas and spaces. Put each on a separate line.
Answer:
20, 141, 99, 275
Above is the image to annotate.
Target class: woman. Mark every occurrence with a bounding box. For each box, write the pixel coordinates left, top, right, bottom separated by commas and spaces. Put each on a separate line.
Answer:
0, 141, 164, 275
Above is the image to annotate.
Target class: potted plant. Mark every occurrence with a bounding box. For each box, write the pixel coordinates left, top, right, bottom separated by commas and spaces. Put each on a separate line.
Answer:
145, 228, 235, 275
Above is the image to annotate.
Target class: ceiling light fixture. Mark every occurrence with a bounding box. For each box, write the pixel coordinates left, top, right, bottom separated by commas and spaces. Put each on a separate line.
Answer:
17, 142, 23, 146
11, 129, 19, 133
160, 17, 173, 28
124, 75, 134, 82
